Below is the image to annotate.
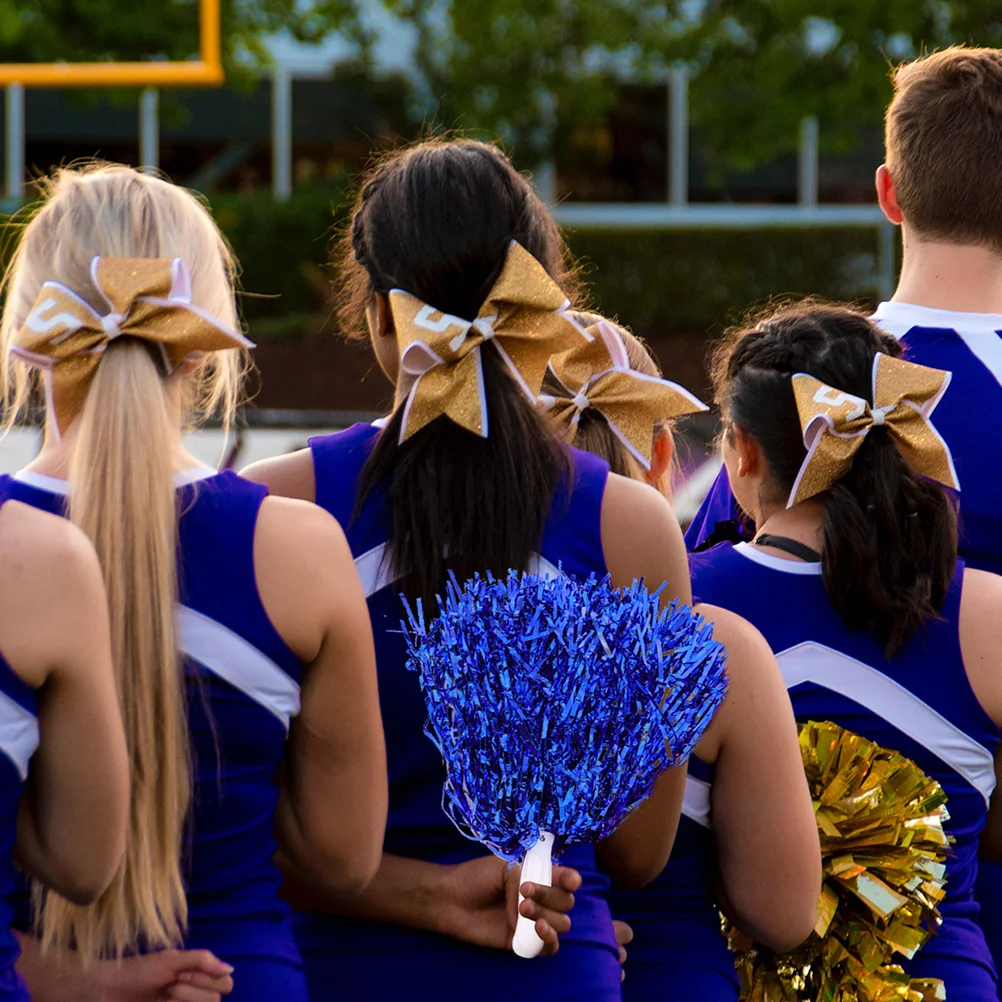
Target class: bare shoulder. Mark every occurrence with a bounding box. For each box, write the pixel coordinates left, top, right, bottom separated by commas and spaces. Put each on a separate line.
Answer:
255, 495, 354, 585
0, 501, 102, 598
693, 603, 774, 666
601, 472, 677, 534
961, 567, 1002, 615
241, 448, 316, 502
0, 502, 108, 686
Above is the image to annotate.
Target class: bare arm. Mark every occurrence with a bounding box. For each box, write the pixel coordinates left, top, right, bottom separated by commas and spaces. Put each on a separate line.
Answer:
959, 570, 1002, 860
595, 474, 694, 886
254, 496, 388, 894
0, 502, 129, 904
695, 605, 820, 951
240, 448, 315, 502
280, 849, 583, 956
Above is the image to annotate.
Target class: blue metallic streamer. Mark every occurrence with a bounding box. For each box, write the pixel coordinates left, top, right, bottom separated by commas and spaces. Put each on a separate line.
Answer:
402, 571, 729, 864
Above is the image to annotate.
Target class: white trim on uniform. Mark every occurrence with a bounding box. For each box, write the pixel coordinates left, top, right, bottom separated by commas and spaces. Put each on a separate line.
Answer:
733, 542, 823, 576
178, 604, 301, 732
874, 301, 1002, 390
0, 688, 38, 781
13, 466, 218, 496
682, 774, 711, 829
355, 542, 562, 599
777, 640, 996, 806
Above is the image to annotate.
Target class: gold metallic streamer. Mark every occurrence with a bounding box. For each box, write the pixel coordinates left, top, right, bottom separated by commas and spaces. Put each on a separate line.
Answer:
787, 353, 959, 507
13, 256, 252, 432
390, 241, 589, 443
546, 319, 707, 469
727, 720, 951, 1002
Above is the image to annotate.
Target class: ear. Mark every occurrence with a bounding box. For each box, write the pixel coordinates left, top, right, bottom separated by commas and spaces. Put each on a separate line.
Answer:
875, 165, 903, 226
730, 424, 763, 480
372, 293, 395, 340
645, 428, 674, 487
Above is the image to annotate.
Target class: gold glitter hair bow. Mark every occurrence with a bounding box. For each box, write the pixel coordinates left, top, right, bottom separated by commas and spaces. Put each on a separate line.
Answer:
787, 352, 959, 508
543, 319, 708, 469
13, 256, 253, 434
389, 241, 590, 443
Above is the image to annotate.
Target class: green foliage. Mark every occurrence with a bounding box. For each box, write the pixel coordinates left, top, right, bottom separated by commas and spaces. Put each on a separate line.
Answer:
203, 185, 885, 346
0, 0, 369, 68
674, 1, 1002, 169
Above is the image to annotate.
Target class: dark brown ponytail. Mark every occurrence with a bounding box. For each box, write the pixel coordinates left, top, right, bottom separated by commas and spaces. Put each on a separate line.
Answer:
711, 301, 958, 657
340, 139, 579, 606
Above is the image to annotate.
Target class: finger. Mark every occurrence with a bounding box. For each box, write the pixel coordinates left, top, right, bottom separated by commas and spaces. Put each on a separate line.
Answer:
173, 950, 235, 977
175, 972, 235, 993
520, 881, 575, 915
519, 896, 571, 934
552, 866, 583, 893
613, 919, 634, 946
619, 945, 628, 965
167, 984, 223, 1002
534, 917, 561, 958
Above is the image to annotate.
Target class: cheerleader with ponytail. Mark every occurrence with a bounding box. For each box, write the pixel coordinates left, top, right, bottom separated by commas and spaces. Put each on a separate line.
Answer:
0, 164, 387, 1001
543, 317, 821, 1000
687, 301, 1002, 1000
244, 138, 701, 1001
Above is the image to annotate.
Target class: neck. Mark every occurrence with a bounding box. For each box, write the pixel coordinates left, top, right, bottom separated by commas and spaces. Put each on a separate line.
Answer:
893, 230, 1002, 314
754, 499, 825, 558
26, 420, 203, 481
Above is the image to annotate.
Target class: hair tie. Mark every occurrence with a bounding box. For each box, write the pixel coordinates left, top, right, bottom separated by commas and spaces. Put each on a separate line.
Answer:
13, 256, 253, 434
389, 241, 591, 444
786, 352, 960, 508
546, 319, 708, 470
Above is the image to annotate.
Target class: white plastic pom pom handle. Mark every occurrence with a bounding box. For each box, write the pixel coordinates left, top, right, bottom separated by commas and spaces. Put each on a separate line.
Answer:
512, 830, 554, 959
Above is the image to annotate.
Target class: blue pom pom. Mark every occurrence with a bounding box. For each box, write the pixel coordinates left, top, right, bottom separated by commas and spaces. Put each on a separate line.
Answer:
402, 571, 728, 864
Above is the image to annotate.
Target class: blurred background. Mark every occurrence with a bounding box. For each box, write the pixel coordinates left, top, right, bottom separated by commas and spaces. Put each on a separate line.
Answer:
2, 1, 1001, 518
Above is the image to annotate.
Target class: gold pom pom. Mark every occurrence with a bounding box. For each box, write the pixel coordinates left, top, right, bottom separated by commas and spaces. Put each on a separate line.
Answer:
727, 720, 952, 1001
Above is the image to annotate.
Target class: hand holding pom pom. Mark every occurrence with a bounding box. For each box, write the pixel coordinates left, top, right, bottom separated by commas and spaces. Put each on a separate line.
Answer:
403, 570, 729, 958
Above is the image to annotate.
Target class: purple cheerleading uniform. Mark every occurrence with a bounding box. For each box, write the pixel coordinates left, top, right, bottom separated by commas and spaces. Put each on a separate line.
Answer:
691, 542, 997, 999
1, 469, 308, 1002
294, 422, 623, 1001
0, 489, 39, 1001
684, 302, 1002, 996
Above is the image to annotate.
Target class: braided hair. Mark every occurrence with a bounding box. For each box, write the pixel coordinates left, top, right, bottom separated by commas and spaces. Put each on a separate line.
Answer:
712, 301, 957, 657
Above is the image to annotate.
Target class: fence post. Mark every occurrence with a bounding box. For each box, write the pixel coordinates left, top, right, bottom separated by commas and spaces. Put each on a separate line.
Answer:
4, 83, 24, 202
139, 87, 160, 172
272, 67, 292, 201
669, 64, 689, 206
798, 115, 819, 208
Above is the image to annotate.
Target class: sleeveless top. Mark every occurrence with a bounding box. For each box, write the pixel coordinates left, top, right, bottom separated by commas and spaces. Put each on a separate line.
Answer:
0, 469, 304, 963
295, 422, 618, 957
0, 488, 39, 999
688, 542, 999, 990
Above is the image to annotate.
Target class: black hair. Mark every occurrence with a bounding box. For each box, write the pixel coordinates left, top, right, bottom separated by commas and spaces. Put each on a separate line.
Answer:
712, 301, 958, 657
344, 139, 577, 606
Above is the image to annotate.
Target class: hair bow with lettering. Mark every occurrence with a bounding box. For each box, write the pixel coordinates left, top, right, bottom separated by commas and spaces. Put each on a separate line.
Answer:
13, 256, 253, 433
543, 320, 708, 469
389, 241, 590, 443
787, 352, 959, 508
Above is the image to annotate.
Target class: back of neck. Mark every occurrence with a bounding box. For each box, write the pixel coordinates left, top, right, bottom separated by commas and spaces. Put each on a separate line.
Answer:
893, 233, 1002, 315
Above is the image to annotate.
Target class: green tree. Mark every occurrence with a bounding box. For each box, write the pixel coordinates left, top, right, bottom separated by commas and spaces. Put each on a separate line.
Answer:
673, 0, 1002, 169
0, 0, 370, 69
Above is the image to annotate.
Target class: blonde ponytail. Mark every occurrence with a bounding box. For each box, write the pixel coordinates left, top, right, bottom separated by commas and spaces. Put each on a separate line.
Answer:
4, 164, 245, 958
33, 340, 188, 957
